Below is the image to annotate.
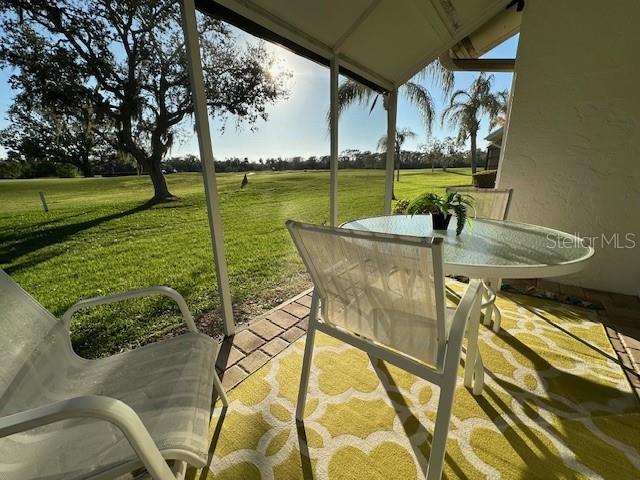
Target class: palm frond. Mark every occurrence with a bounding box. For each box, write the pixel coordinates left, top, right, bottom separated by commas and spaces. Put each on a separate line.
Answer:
368, 94, 379, 115
448, 90, 470, 104
414, 59, 455, 97
496, 89, 510, 114
330, 79, 377, 119
326, 78, 378, 130
402, 82, 435, 134
396, 127, 417, 143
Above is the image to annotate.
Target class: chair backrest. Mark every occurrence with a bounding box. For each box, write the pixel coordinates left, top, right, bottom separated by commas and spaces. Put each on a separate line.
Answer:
0, 270, 72, 414
446, 187, 513, 220
287, 221, 447, 368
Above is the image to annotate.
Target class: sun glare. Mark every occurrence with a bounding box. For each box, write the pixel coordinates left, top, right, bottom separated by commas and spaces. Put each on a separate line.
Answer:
269, 58, 287, 79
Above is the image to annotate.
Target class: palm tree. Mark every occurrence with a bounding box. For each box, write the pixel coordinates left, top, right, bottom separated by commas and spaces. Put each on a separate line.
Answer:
377, 127, 417, 182
494, 89, 510, 127
441, 74, 502, 174
335, 60, 455, 134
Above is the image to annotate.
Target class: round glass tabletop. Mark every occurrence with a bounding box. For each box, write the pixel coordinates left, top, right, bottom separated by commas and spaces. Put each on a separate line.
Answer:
342, 215, 594, 279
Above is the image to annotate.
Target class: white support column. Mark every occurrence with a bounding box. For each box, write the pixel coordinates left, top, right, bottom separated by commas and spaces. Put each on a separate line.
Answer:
384, 88, 398, 214
180, 0, 235, 335
329, 55, 339, 226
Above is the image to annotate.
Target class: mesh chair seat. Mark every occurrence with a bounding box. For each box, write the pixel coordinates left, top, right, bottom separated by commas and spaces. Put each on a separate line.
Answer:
0, 272, 217, 480
0, 332, 216, 480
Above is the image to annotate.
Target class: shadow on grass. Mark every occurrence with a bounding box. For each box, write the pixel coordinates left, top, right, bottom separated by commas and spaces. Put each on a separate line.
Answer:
0, 200, 156, 274
0, 211, 89, 237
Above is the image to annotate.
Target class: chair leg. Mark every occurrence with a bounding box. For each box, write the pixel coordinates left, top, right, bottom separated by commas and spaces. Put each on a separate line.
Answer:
483, 297, 493, 326
482, 278, 503, 331
171, 460, 187, 480
463, 301, 481, 390
492, 278, 503, 332
481, 279, 493, 326
296, 322, 316, 422
492, 306, 502, 333
472, 354, 485, 396
425, 379, 457, 480
212, 369, 229, 407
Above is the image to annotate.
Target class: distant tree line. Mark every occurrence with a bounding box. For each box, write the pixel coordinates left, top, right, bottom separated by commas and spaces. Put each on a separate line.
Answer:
164, 139, 481, 174
164, 137, 480, 173
0, 137, 484, 178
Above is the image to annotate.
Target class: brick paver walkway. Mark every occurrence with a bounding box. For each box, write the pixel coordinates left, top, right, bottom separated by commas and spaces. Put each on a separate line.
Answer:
216, 289, 312, 390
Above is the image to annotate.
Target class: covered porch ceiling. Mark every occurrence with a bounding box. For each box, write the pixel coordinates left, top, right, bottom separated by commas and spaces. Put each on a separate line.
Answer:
196, 0, 522, 92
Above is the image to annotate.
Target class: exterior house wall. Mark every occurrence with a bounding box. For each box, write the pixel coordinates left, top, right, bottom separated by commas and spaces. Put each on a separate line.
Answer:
497, 0, 640, 296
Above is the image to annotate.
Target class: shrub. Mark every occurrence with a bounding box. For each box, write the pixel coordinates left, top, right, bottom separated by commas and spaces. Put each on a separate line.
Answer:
0, 159, 22, 179
472, 169, 497, 188
392, 199, 410, 214
55, 164, 79, 178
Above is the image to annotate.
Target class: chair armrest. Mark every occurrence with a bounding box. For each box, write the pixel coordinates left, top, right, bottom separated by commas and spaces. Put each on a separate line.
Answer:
0, 395, 176, 480
62, 286, 197, 332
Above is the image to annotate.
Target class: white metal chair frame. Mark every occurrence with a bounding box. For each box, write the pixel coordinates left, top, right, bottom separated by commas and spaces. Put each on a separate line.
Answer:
0, 285, 229, 480
288, 221, 484, 480
446, 187, 513, 332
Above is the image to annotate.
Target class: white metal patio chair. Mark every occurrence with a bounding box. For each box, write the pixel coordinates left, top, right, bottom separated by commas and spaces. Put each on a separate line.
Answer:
0, 270, 228, 480
287, 221, 483, 480
446, 186, 513, 332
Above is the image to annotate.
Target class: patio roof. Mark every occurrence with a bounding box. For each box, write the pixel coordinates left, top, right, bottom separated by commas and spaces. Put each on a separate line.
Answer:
196, 0, 521, 92
485, 126, 504, 147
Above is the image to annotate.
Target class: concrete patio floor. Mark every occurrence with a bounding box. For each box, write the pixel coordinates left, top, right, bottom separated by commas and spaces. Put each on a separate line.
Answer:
216, 280, 640, 399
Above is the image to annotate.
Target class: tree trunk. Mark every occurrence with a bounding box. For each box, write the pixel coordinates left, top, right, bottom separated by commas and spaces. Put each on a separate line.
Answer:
146, 157, 175, 201
80, 153, 93, 177
470, 134, 478, 174
395, 145, 401, 182
80, 163, 94, 177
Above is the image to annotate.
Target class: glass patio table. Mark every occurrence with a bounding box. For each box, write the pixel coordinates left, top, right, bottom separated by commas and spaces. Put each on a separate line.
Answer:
341, 214, 594, 394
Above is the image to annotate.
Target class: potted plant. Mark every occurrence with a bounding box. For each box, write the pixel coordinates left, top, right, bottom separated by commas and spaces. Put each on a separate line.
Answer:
403, 192, 473, 235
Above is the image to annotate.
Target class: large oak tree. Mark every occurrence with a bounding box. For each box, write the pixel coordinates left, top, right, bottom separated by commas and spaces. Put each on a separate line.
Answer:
0, 41, 112, 177
0, 0, 289, 199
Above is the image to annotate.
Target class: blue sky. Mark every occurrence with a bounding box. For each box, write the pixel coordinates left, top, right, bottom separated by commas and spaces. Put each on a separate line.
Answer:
0, 30, 518, 161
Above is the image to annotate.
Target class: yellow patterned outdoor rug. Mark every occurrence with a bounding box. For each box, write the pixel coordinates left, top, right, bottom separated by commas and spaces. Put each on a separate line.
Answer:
195, 288, 640, 479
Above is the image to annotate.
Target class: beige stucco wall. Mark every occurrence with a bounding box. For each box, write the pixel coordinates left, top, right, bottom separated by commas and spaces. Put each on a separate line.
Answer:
497, 0, 640, 296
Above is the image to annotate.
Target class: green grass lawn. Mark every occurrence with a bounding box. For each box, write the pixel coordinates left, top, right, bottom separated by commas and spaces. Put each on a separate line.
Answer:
0, 168, 471, 357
